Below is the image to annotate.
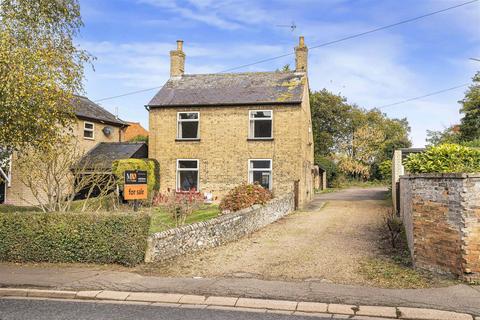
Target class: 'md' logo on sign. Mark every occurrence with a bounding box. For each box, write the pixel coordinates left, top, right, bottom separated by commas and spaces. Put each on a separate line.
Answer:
124, 170, 148, 200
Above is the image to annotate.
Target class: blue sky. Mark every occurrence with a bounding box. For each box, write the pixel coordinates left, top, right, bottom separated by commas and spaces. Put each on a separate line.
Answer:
77, 0, 479, 147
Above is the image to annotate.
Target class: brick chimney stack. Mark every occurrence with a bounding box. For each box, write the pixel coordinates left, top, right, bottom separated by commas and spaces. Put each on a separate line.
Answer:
170, 40, 185, 77
295, 36, 308, 73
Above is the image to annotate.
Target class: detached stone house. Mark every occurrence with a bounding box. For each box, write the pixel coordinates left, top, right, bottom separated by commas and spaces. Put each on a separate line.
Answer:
147, 37, 314, 208
0, 96, 128, 206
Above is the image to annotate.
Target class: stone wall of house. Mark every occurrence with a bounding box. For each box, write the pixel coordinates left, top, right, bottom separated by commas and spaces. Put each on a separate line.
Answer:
400, 173, 480, 281
148, 84, 314, 208
145, 192, 294, 263
5, 119, 124, 206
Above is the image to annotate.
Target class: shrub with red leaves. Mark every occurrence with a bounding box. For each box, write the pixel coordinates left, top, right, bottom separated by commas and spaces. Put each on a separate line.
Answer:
219, 183, 272, 213
152, 188, 204, 226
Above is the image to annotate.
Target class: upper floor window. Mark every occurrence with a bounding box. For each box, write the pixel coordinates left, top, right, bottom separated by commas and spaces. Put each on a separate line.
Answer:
177, 112, 199, 140
249, 110, 272, 139
83, 121, 94, 140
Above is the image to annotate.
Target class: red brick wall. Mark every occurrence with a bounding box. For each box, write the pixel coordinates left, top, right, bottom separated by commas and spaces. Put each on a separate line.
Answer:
400, 174, 480, 280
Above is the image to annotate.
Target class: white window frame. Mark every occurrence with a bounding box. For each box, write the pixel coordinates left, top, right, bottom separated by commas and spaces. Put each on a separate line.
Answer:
176, 159, 200, 192
0, 153, 11, 204
249, 110, 273, 139
177, 112, 200, 140
83, 121, 95, 140
248, 159, 273, 190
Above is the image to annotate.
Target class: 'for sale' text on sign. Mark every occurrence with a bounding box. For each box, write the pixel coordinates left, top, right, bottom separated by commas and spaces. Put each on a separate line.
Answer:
124, 170, 148, 200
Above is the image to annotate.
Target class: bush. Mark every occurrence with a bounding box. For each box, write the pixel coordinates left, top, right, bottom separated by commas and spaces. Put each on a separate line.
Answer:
378, 160, 392, 182
384, 209, 403, 249
153, 189, 204, 227
404, 144, 480, 173
112, 158, 160, 200
0, 211, 150, 266
219, 183, 272, 213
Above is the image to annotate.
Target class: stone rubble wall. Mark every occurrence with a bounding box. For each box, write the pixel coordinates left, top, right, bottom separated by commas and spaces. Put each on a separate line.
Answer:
399, 173, 480, 280
145, 193, 294, 263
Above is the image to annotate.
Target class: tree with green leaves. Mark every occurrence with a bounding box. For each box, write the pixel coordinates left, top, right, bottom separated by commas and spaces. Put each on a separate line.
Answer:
310, 89, 353, 156
425, 126, 460, 146
459, 72, 480, 142
310, 89, 411, 181
0, 0, 90, 150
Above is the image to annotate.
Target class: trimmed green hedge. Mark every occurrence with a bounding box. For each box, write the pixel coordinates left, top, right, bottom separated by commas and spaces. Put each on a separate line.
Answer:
404, 144, 480, 174
112, 158, 160, 200
0, 211, 150, 266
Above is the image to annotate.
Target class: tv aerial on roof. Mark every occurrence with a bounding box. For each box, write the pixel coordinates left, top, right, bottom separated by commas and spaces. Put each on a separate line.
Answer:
276, 21, 297, 32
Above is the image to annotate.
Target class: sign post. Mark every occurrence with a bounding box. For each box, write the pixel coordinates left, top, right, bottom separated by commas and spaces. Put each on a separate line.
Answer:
124, 170, 148, 211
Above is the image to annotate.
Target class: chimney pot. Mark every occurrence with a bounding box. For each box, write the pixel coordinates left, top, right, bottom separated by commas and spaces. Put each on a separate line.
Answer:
299, 36, 305, 47
177, 40, 183, 51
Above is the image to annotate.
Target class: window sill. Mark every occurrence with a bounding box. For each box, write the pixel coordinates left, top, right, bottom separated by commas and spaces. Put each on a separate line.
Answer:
175, 190, 201, 194
247, 138, 274, 141
175, 139, 201, 142
83, 137, 95, 140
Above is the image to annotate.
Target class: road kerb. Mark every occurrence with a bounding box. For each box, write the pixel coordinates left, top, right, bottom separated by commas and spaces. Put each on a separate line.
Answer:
27, 289, 77, 299
356, 305, 397, 318
95, 290, 130, 301
297, 301, 328, 313
328, 303, 357, 315
127, 292, 183, 303
294, 311, 334, 318
76, 291, 102, 300
236, 297, 297, 311
178, 294, 206, 304
397, 307, 473, 320
204, 296, 238, 307
0, 287, 477, 320
207, 305, 267, 313
0, 288, 29, 297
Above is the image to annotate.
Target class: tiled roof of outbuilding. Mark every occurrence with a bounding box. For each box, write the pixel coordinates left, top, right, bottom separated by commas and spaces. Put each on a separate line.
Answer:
147, 71, 307, 107
73, 95, 127, 126
74, 142, 148, 170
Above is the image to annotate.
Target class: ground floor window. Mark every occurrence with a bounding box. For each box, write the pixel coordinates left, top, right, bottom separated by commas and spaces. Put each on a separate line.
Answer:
248, 159, 272, 190
177, 159, 199, 191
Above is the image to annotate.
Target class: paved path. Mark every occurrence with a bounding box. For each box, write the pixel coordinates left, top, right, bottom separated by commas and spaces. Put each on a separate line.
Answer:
144, 187, 389, 285
0, 298, 332, 320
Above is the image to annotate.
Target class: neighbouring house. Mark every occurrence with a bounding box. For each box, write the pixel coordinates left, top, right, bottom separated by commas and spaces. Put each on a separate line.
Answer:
1, 96, 128, 206
391, 148, 425, 213
147, 37, 314, 208
124, 121, 149, 141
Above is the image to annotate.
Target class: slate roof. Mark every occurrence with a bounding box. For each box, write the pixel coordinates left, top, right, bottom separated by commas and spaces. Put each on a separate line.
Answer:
73, 95, 127, 126
74, 142, 148, 170
147, 71, 307, 107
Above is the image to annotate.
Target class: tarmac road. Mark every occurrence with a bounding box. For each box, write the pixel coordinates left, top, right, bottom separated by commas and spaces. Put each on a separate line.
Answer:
0, 298, 334, 320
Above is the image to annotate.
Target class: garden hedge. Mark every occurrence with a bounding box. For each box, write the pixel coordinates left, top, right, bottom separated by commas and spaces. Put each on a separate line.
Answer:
404, 143, 480, 174
0, 211, 150, 266
112, 158, 160, 200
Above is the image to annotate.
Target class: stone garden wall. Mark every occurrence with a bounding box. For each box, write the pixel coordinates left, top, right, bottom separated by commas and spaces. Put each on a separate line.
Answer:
145, 193, 294, 263
400, 173, 480, 281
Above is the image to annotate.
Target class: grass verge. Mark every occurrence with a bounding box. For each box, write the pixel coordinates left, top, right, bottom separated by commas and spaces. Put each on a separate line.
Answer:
358, 214, 457, 288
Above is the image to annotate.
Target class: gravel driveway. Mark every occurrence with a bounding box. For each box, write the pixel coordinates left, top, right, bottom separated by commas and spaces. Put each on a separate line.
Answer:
147, 187, 389, 285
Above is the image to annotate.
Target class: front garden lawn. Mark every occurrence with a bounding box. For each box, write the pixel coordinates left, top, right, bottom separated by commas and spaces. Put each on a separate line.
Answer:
149, 204, 220, 234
